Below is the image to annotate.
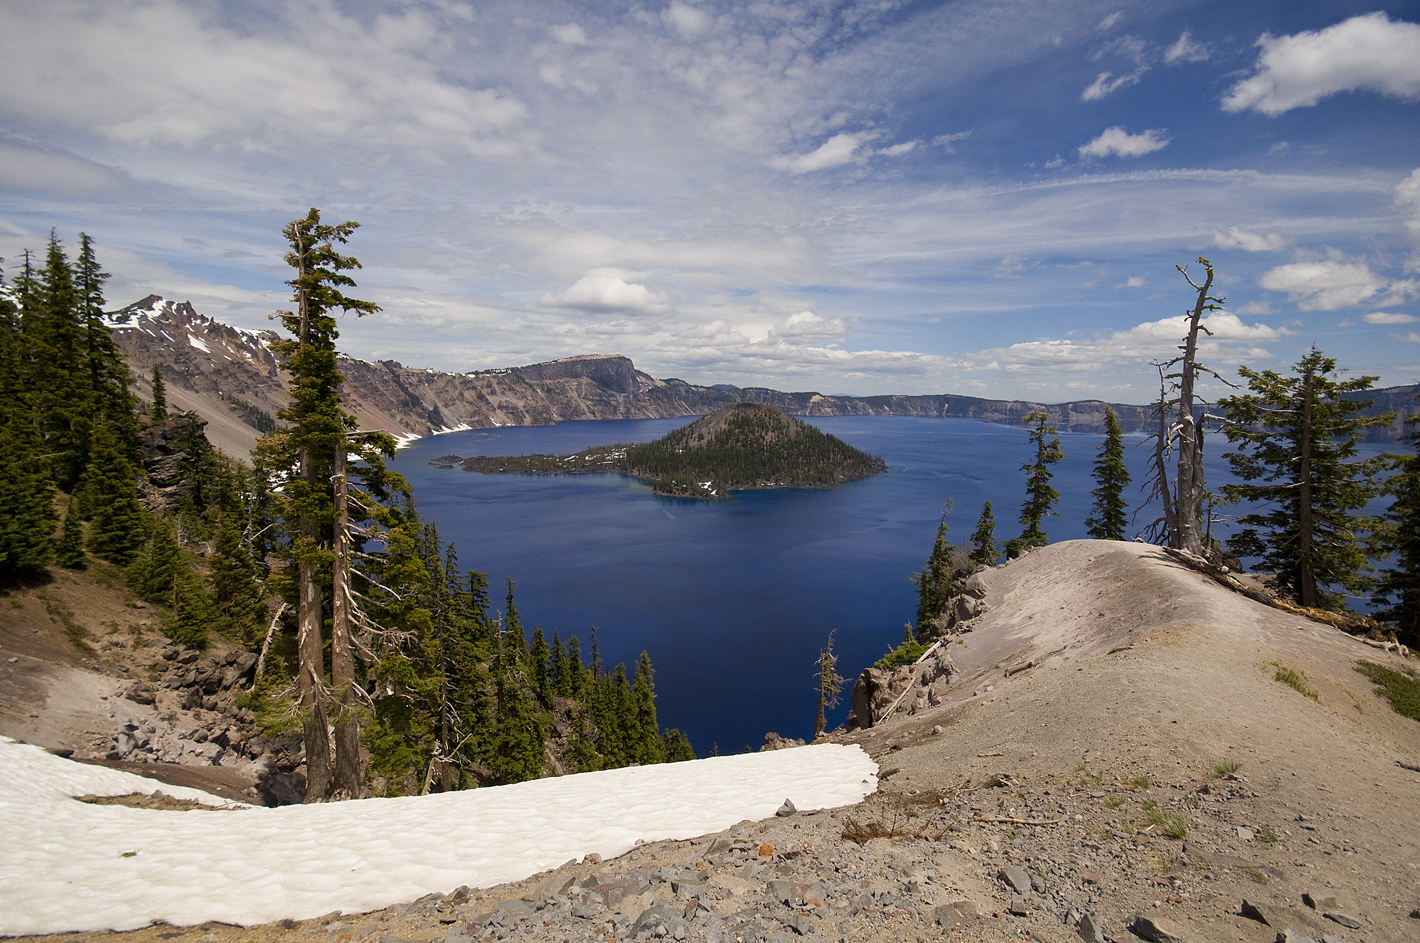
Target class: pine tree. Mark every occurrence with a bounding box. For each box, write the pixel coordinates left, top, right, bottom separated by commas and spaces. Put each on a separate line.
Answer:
1374, 420, 1420, 645
912, 499, 955, 634
84, 419, 146, 564
257, 208, 381, 802
55, 493, 86, 569
1085, 406, 1131, 540
1218, 348, 1391, 611
0, 270, 56, 577
125, 516, 183, 603
150, 365, 167, 421
967, 500, 998, 568
1010, 412, 1065, 555
630, 650, 664, 765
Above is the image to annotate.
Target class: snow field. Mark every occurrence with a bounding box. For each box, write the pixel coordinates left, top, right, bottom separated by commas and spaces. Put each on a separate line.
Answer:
0, 736, 877, 935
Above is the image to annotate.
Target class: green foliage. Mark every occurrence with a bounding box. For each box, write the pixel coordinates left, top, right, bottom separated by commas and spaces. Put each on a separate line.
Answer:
968, 499, 998, 568
1355, 660, 1420, 721
1373, 402, 1420, 644
125, 515, 184, 603
149, 365, 167, 420
660, 728, 696, 762
166, 572, 215, 648
1141, 799, 1189, 839
1086, 406, 1131, 540
913, 500, 955, 632
1010, 411, 1064, 555
1219, 348, 1390, 611
209, 510, 264, 639
0, 290, 56, 576
814, 630, 845, 739
84, 420, 146, 565
875, 624, 927, 669
55, 493, 86, 569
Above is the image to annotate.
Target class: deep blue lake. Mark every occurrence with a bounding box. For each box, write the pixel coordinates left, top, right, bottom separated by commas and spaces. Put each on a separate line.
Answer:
388, 416, 1392, 756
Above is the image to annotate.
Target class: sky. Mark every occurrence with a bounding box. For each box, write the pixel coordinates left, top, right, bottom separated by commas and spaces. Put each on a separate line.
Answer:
2, 0, 1419, 402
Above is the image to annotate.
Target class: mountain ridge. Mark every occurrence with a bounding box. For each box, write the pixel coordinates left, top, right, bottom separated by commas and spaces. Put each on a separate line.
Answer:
110, 296, 1419, 458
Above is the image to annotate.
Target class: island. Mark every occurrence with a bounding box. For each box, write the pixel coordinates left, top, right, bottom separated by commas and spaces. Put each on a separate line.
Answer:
431, 403, 887, 498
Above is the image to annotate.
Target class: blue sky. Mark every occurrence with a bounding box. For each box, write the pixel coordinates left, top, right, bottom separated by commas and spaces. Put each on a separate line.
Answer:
2, 0, 1419, 402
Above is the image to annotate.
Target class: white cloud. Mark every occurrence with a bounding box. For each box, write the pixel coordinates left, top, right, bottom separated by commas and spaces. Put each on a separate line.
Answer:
1116, 276, 1146, 288
932, 131, 972, 153
1164, 31, 1208, 64
1402, 332, 1420, 343
0, 140, 135, 196
769, 311, 845, 343
661, 2, 708, 37
1257, 260, 1406, 310
1078, 127, 1169, 159
0, 1, 530, 156
1081, 71, 1142, 101
1397, 168, 1420, 244
540, 270, 670, 315
549, 23, 590, 45
994, 257, 1027, 278
1222, 13, 1420, 116
769, 133, 869, 174
1098, 12, 1123, 31
1211, 227, 1289, 252
877, 141, 917, 157
1364, 311, 1417, 324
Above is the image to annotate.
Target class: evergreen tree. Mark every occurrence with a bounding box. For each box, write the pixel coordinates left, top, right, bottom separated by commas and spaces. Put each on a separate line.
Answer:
967, 500, 998, 568
150, 365, 167, 420
0, 270, 56, 577
1374, 414, 1420, 645
630, 650, 664, 765
529, 624, 552, 705
1009, 412, 1064, 555
209, 509, 264, 637
560, 635, 585, 699
125, 516, 183, 603
27, 233, 91, 489
912, 499, 955, 634
1085, 406, 1131, 540
504, 578, 526, 654
1218, 348, 1391, 611
74, 234, 137, 457
660, 728, 696, 763
55, 493, 86, 569
257, 208, 381, 802
84, 419, 146, 564
167, 571, 214, 648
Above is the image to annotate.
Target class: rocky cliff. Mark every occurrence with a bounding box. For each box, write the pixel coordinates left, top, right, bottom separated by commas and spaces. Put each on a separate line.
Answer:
111, 296, 1419, 458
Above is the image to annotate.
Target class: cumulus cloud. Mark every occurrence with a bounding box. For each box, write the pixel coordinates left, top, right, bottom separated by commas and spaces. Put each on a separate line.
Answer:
1403, 332, 1420, 343
1364, 311, 1417, 324
1222, 13, 1420, 116
1116, 276, 1146, 288
1211, 227, 1289, 252
768, 311, 845, 343
549, 23, 590, 45
1257, 260, 1418, 310
1164, 31, 1209, 64
540, 270, 670, 315
1078, 127, 1169, 159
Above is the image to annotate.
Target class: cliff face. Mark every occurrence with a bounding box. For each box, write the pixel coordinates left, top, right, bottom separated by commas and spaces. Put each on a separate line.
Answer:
111, 296, 1419, 458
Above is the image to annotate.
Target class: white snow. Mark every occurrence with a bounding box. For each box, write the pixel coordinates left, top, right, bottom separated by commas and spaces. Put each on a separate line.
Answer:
0, 736, 875, 935
187, 333, 212, 353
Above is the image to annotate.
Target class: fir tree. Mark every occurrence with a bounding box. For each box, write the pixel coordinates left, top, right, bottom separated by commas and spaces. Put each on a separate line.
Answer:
55, 493, 86, 569
1085, 406, 1132, 540
0, 270, 56, 577
504, 578, 526, 654
84, 419, 146, 564
125, 516, 183, 603
967, 500, 998, 568
814, 630, 845, 740
529, 624, 552, 705
912, 499, 955, 633
167, 571, 213, 648
74, 234, 137, 457
28, 233, 91, 489
150, 365, 167, 420
660, 729, 696, 763
209, 509, 264, 637
1374, 424, 1420, 645
630, 650, 664, 765
1009, 412, 1064, 556
1218, 348, 1391, 611
560, 635, 585, 699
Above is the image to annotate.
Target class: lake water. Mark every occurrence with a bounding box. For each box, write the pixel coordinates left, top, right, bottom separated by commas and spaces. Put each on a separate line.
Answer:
388, 415, 1393, 756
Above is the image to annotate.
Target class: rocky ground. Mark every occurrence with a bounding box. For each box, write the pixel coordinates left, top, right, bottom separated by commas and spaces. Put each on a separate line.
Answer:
5, 540, 1420, 942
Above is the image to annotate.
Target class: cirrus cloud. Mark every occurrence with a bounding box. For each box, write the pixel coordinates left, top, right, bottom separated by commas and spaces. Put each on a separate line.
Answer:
1211, 226, 1289, 252
1222, 13, 1420, 116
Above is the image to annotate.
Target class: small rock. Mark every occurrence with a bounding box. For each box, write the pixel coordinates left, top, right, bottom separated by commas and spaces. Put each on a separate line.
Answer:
775, 798, 797, 817
1008, 896, 1029, 917
1129, 913, 1184, 942
996, 864, 1032, 896
1238, 826, 1255, 841
1322, 912, 1362, 929
1275, 931, 1317, 943
1242, 899, 1275, 926
1077, 913, 1105, 943
758, 843, 774, 857
934, 900, 977, 929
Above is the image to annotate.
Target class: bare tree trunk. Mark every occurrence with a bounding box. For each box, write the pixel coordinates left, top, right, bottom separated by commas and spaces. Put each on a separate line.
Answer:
330, 435, 361, 799
1173, 260, 1215, 557
1298, 361, 1317, 608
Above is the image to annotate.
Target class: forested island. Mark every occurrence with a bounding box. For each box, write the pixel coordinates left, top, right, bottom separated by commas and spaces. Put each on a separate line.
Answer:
435, 402, 887, 498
